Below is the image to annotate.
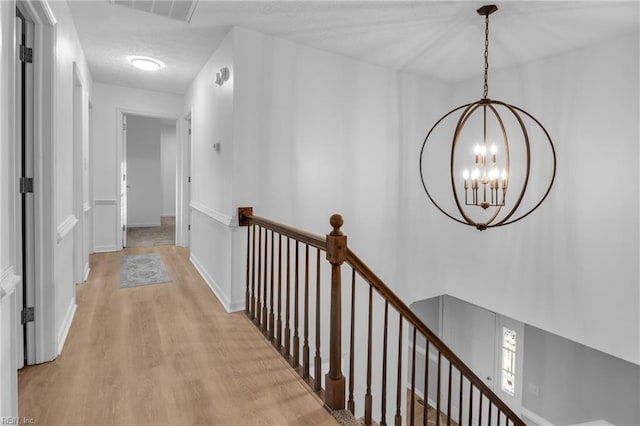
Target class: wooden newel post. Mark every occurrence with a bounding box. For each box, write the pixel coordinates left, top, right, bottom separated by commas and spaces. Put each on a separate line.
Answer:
324, 214, 347, 410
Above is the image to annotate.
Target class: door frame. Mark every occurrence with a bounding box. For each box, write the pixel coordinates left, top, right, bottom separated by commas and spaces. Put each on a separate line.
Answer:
13, 0, 58, 364
72, 62, 86, 286
494, 314, 525, 417
176, 112, 191, 247
116, 108, 180, 249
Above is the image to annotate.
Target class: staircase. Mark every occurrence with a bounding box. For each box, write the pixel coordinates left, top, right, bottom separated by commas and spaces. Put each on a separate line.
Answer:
238, 207, 524, 426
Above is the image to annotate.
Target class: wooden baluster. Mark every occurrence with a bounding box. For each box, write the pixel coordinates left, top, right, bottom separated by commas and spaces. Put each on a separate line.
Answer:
394, 316, 403, 426
380, 300, 389, 426
293, 241, 300, 367
347, 269, 356, 415
268, 230, 275, 340
324, 215, 346, 410
256, 226, 262, 326
436, 352, 441, 426
410, 327, 417, 426
303, 244, 310, 379
245, 224, 250, 314
458, 373, 463, 426
261, 228, 268, 332
314, 248, 321, 391
250, 224, 256, 320
284, 237, 291, 357
423, 340, 430, 426
364, 285, 373, 426
478, 393, 482, 426
276, 234, 283, 348
447, 361, 453, 426
468, 384, 473, 426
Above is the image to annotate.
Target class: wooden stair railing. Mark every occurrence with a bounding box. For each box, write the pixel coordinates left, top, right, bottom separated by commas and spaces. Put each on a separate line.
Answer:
238, 207, 525, 426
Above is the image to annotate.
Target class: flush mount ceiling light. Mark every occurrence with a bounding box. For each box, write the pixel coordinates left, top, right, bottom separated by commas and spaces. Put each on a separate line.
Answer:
129, 56, 164, 71
419, 4, 556, 231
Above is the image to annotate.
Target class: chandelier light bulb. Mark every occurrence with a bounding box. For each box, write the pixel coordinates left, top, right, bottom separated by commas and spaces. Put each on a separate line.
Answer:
490, 144, 498, 155
474, 145, 482, 155
501, 169, 508, 180
463, 169, 470, 180
471, 168, 480, 180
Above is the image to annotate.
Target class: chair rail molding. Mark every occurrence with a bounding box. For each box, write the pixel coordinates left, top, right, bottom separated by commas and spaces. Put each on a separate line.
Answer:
56, 214, 79, 243
190, 201, 233, 227
0, 267, 21, 302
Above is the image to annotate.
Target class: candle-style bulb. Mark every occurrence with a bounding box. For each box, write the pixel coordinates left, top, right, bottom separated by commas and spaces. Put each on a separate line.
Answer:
501, 169, 508, 180
489, 167, 499, 180
463, 169, 470, 180
474, 145, 481, 155
480, 145, 487, 157
471, 168, 480, 180
490, 144, 498, 155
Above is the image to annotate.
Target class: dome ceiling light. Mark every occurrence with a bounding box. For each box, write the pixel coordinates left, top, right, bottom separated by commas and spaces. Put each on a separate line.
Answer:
129, 56, 164, 71
419, 4, 557, 231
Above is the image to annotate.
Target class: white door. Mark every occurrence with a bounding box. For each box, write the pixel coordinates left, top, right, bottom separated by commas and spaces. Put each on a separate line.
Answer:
121, 115, 128, 247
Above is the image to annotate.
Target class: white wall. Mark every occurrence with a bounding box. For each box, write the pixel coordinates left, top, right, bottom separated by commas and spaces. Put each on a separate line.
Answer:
126, 115, 162, 227
92, 83, 182, 251
183, 28, 236, 310
49, 0, 93, 361
429, 33, 639, 366
160, 125, 176, 216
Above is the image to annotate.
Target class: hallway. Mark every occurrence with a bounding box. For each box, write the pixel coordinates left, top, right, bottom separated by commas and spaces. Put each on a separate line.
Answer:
18, 246, 336, 426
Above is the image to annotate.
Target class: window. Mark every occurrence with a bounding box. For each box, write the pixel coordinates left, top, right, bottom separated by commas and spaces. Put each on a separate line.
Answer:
501, 327, 517, 396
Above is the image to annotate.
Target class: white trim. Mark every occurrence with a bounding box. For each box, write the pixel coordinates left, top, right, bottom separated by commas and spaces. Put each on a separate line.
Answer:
0, 267, 21, 302
84, 265, 90, 282
127, 222, 161, 228
190, 201, 233, 227
190, 253, 243, 313
56, 214, 78, 243
521, 407, 555, 426
57, 299, 77, 355
93, 245, 118, 253
160, 214, 175, 218
94, 198, 117, 205
83, 202, 91, 213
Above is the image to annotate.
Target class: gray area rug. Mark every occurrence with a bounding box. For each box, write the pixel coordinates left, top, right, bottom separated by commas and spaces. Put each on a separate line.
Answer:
120, 253, 171, 288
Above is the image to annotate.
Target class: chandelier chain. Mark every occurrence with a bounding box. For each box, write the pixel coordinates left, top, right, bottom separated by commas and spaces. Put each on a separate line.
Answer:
483, 12, 489, 99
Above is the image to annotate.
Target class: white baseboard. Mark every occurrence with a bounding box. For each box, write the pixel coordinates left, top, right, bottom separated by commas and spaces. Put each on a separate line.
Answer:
57, 299, 77, 355
161, 214, 175, 218
94, 245, 118, 253
84, 265, 90, 282
189, 253, 244, 313
128, 222, 161, 228
521, 407, 555, 426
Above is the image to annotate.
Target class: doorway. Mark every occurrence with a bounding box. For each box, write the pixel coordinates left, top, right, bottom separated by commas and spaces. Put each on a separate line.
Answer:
121, 113, 178, 248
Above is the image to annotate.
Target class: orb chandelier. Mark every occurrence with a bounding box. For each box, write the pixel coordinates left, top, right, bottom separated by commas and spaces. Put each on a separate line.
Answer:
419, 4, 556, 231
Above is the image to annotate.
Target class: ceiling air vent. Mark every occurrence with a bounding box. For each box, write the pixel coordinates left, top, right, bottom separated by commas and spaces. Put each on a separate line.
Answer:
107, 0, 198, 23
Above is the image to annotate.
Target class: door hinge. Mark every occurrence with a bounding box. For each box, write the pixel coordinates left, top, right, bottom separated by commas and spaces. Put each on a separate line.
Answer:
20, 177, 33, 194
188, 129, 191, 135
123, 225, 126, 231
123, 122, 127, 131
188, 176, 191, 183
188, 224, 191, 231
21, 307, 35, 325
19, 45, 33, 63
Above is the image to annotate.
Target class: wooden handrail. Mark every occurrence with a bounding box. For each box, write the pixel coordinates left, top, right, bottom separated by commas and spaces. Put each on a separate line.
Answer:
238, 207, 524, 425
239, 208, 327, 251
345, 249, 524, 425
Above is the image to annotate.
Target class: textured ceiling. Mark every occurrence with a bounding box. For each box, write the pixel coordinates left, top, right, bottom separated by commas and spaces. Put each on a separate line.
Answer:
67, 1, 639, 95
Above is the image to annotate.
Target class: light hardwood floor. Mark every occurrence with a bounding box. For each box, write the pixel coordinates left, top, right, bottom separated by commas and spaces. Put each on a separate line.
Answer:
18, 246, 337, 426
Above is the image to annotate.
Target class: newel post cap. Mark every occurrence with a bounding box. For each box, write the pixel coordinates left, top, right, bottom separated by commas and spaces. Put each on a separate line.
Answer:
330, 214, 344, 236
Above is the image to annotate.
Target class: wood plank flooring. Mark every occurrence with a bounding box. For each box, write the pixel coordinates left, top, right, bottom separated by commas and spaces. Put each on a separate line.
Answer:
18, 246, 337, 426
